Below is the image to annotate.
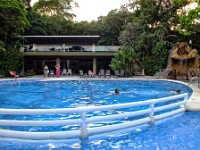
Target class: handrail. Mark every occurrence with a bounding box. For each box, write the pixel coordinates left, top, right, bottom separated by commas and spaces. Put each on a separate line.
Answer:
0, 93, 188, 140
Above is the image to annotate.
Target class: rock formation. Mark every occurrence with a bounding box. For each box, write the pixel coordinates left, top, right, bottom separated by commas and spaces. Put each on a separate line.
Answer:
167, 42, 199, 79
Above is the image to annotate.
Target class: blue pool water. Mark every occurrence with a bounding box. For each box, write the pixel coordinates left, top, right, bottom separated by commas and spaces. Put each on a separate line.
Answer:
0, 112, 200, 150
0, 79, 192, 109
0, 79, 197, 150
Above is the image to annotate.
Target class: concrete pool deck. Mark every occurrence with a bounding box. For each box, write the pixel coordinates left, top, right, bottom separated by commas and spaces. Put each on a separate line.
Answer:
1, 75, 200, 111
185, 82, 200, 111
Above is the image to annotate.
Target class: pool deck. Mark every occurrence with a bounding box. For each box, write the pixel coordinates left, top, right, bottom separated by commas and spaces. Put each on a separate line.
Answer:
1, 75, 200, 111
185, 82, 200, 111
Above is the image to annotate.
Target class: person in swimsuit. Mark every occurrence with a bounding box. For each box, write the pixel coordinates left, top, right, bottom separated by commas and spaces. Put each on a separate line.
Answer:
43, 65, 49, 77
55, 65, 61, 77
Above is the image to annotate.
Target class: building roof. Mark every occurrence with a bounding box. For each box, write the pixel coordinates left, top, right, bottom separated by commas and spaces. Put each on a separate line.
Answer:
22, 35, 100, 45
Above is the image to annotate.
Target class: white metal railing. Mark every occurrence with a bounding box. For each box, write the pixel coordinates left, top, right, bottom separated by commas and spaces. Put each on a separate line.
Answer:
0, 93, 188, 140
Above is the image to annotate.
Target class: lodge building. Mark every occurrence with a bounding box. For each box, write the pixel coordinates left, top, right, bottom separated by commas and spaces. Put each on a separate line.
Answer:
21, 35, 121, 75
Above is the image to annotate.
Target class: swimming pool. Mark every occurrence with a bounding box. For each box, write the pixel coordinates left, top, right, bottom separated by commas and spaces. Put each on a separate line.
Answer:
0, 79, 192, 109
0, 79, 195, 149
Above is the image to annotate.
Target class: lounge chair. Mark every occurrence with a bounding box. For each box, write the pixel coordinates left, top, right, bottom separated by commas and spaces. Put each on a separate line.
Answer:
99, 69, 105, 78
120, 70, 125, 77
67, 69, 72, 76
9, 71, 19, 78
19, 71, 26, 77
114, 70, 120, 78
49, 70, 55, 77
79, 70, 87, 78
105, 69, 111, 78
62, 69, 67, 76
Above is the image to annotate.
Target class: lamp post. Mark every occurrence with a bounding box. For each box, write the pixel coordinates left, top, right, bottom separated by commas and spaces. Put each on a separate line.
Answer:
189, 40, 192, 49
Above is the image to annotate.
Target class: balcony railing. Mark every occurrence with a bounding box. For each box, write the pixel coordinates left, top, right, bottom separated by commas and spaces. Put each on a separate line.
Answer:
22, 45, 121, 53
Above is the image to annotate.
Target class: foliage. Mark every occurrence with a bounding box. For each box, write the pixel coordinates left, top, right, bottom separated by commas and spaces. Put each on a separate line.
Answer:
0, 43, 24, 76
114, 0, 200, 76
31, 0, 78, 35
24, 11, 49, 35
143, 41, 168, 75
97, 8, 130, 45
1, 0, 200, 77
0, 0, 29, 43
109, 50, 126, 70
0, 0, 29, 76
0, 41, 6, 54
110, 45, 137, 76
33, 0, 77, 19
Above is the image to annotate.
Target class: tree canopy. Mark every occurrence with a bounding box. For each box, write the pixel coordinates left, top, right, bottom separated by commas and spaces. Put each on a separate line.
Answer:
114, 0, 200, 75
0, 0, 29, 75
0, 0, 200, 76
33, 0, 78, 20
0, 0, 29, 44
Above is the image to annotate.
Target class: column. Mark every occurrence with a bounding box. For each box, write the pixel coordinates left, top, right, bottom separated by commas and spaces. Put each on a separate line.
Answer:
67, 60, 70, 69
93, 57, 97, 75
42, 59, 45, 66
92, 44, 95, 52
33, 44, 36, 51
56, 57, 60, 66
62, 60, 66, 69
62, 43, 65, 52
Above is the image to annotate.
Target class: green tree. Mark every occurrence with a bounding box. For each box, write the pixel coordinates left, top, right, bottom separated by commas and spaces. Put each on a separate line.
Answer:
0, 0, 29, 43
0, 43, 24, 76
33, 0, 77, 19
97, 8, 130, 45
110, 45, 137, 76
115, 0, 198, 76
25, 11, 49, 35
33, 0, 77, 35
0, 0, 29, 76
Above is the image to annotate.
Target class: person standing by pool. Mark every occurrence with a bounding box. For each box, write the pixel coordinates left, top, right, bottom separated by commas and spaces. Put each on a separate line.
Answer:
55, 65, 60, 77
43, 65, 49, 77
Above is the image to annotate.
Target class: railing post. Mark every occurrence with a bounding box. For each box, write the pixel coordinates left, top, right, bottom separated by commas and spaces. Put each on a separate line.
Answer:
149, 102, 155, 125
80, 111, 88, 144
183, 93, 189, 109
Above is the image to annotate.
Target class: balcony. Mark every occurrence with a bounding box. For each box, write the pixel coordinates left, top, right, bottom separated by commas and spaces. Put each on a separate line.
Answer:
22, 45, 121, 57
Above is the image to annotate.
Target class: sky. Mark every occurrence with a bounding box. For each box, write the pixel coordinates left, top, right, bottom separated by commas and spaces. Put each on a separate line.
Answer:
31, 0, 129, 22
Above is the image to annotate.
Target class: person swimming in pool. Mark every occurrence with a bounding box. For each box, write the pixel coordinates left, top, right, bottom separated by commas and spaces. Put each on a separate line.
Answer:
109, 89, 120, 96
114, 89, 120, 94
171, 89, 180, 94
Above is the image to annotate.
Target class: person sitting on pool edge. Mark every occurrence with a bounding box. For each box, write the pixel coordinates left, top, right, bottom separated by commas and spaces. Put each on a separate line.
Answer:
171, 89, 181, 94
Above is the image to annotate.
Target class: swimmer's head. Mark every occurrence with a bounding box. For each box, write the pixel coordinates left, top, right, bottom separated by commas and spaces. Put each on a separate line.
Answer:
115, 89, 120, 94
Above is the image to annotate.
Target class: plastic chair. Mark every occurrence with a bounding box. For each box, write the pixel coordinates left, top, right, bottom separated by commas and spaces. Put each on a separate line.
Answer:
105, 69, 111, 78
99, 69, 105, 78
49, 70, 55, 77
114, 70, 120, 78
62, 69, 67, 76
67, 69, 72, 76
